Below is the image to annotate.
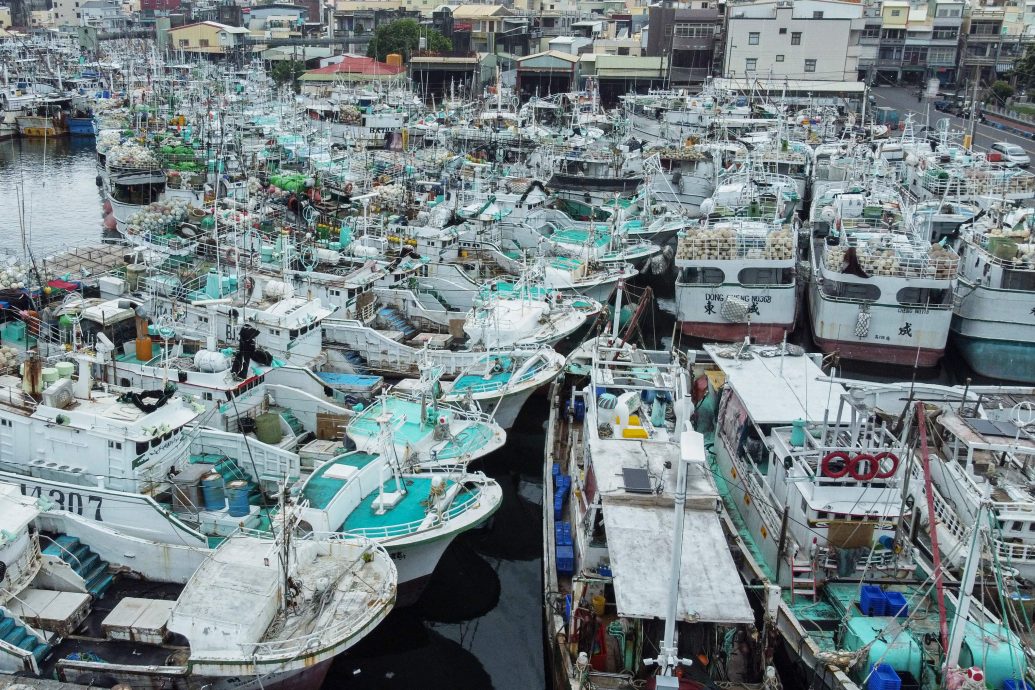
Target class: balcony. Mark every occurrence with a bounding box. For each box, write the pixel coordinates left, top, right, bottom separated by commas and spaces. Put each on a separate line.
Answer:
967, 32, 1006, 41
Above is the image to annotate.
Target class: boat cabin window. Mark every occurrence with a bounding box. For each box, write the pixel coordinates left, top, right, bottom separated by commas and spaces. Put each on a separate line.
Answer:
677, 267, 725, 285
821, 279, 881, 302
896, 287, 950, 306
1003, 268, 1035, 291
738, 267, 794, 286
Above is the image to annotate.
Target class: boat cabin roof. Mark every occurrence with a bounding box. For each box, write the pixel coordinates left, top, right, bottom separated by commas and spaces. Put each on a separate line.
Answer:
702, 343, 846, 426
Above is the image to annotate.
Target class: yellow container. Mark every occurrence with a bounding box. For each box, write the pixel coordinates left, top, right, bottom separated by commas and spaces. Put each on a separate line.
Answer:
385, 53, 403, 67
591, 594, 606, 616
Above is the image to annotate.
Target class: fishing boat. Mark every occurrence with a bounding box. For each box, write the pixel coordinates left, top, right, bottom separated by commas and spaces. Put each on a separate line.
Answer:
298, 399, 503, 604
543, 340, 764, 689
919, 201, 1035, 383
807, 184, 959, 366
0, 483, 396, 689
394, 348, 564, 430
694, 341, 1033, 690
673, 212, 798, 344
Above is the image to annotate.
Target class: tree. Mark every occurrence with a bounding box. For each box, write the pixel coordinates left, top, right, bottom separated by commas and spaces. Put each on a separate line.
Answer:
271, 60, 307, 93
1015, 43, 1035, 90
367, 19, 451, 62
987, 79, 1015, 104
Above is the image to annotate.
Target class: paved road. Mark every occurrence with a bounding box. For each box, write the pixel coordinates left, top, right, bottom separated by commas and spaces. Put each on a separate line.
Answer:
870, 85, 1035, 155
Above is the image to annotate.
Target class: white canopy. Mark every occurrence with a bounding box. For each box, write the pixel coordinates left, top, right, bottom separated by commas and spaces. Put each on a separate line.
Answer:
603, 503, 754, 624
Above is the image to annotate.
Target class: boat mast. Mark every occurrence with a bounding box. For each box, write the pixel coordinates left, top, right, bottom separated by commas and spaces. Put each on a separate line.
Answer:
945, 499, 988, 672
916, 401, 949, 653
645, 428, 706, 677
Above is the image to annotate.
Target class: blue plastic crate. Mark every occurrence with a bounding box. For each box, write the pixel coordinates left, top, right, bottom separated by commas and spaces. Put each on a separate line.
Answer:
597, 564, 612, 577
868, 664, 901, 690
1003, 681, 1034, 690
555, 521, 572, 546
556, 544, 574, 575
554, 495, 565, 521
552, 463, 560, 481
884, 591, 908, 618
860, 585, 888, 616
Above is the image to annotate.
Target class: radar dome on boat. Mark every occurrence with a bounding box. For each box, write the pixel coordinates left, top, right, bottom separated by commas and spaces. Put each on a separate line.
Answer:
905, 154, 918, 167
699, 198, 716, 216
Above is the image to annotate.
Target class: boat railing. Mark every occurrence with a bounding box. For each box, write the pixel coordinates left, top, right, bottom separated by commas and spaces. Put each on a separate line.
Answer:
968, 236, 1035, 271
343, 486, 482, 539
922, 469, 1035, 565
921, 163, 1035, 196
675, 226, 795, 262
822, 238, 959, 280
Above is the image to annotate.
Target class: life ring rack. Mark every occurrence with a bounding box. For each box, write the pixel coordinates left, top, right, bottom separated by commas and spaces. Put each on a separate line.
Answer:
819, 450, 899, 481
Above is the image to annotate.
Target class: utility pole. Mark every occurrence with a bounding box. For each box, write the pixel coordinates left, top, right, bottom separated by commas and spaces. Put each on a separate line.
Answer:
965, 73, 980, 149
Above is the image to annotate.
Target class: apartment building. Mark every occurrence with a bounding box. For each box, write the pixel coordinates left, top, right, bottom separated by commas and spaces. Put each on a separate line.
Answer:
864, 0, 963, 86
645, 0, 725, 84
960, 1, 1033, 85
724, 0, 864, 81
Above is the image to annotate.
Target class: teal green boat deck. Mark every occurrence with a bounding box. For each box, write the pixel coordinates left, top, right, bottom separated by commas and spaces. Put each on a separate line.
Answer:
452, 371, 512, 394
302, 452, 378, 510
342, 477, 480, 537
349, 398, 453, 445
115, 342, 163, 364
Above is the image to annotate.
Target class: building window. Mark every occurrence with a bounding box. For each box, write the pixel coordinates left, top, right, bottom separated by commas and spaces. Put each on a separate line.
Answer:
673, 22, 715, 38
748, 31, 759, 44
928, 47, 955, 63
178, 38, 188, 46
745, 57, 757, 71
199, 39, 210, 47
776, 54, 784, 61
863, 25, 881, 38
891, 8, 901, 15
933, 28, 957, 39
779, 27, 787, 34
882, 29, 904, 39
805, 59, 816, 72
813, 10, 824, 18
791, 31, 801, 44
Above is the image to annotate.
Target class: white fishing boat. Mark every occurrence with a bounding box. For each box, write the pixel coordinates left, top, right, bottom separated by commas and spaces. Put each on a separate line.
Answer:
0, 484, 396, 689
807, 185, 958, 366
543, 341, 763, 689
693, 342, 1032, 690
918, 201, 1035, 383
673, 212, 798, 344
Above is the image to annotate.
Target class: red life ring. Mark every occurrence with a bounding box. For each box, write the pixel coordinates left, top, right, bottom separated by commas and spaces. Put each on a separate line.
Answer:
821, 451, 851, 478
874, 451, 899, 480
849, 453, 879, 481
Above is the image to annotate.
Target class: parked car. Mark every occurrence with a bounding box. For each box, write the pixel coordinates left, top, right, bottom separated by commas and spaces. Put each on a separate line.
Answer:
990, 141, 1031, 168
933, 99, 953, 113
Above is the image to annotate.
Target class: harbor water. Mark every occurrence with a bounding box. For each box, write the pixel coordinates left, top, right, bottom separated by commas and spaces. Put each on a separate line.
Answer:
0, 137, 105, 254
1, 139, 545, 690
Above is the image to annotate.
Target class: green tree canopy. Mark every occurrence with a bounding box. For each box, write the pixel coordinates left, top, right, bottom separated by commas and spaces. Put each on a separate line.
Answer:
987, 79, 1015, 104
367, 19, 451, 62
1015, 43, 1035, 90
271, 60, 306, 93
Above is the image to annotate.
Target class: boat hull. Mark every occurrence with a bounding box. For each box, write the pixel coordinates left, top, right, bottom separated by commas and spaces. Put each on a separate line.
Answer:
68, 117, 95, 136
680, 319, 796, 344
951, 331, 1035, 384
811, 332, 943, 367
58, 645, 334, 690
